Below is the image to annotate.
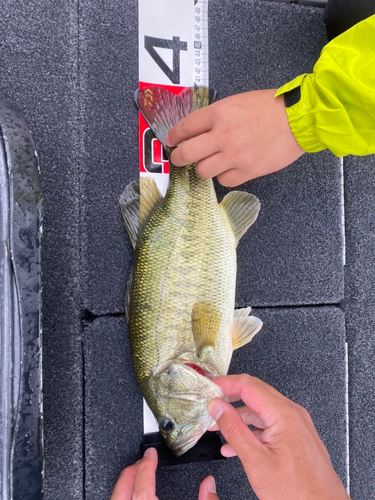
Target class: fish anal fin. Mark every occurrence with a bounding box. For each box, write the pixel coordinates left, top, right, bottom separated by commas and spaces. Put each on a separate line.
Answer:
234, 306, 252, 318
140, 176, 163, 226
220, 191, 260, 245
192, 301, 221, 355
232, 309, 262, 350
119, 181, 140, 248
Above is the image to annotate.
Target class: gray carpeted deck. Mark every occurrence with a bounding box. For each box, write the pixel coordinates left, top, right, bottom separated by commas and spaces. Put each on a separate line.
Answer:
0, 0, 373, 498
344, 155, 375, 499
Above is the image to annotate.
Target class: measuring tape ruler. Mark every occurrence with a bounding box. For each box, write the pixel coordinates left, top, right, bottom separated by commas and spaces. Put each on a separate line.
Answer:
138, 0, 209, 434
139, 0, 209, 195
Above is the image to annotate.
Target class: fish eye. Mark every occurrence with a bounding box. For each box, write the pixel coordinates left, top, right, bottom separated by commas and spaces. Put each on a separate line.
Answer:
160, 419, 174, 432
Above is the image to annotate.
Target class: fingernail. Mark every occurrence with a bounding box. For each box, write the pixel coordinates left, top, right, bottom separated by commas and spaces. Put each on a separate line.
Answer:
207, 399, 224, 421
206, 476, 216, 494
143, 447, 155, 458
165, 132, 171, 146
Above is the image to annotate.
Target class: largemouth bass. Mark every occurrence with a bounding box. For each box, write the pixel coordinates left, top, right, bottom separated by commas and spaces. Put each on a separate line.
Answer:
120, 87, 262, 456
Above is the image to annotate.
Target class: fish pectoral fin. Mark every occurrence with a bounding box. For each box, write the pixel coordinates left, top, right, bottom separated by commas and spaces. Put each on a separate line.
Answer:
220, 191, 260, 245
140, 176, 163, 226
232, 310, 263, 350
192, 301, 221, 354
119, 181, 140, 248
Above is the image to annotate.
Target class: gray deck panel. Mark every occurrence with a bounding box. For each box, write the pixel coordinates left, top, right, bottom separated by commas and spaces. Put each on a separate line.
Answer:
0, 2, 84, 499
228, 154, 343, 307
344, 154, 375, 499
79, 0, 138, 316
83, 315, 143, 499
84, 307, 347, 499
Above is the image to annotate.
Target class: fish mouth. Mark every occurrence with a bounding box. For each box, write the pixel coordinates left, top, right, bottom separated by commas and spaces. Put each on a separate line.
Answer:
168, 423, 205, 457
183, 363, 210, 378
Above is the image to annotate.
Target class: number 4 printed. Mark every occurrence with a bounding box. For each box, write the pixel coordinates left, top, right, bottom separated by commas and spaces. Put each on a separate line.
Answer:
144, 36, 188, 85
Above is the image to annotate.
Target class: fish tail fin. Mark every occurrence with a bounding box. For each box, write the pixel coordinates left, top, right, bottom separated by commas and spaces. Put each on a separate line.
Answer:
135, 86, 217, 151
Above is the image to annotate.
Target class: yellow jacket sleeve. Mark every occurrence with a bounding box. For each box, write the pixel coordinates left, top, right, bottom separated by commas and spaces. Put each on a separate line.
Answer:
275, 14, 375, 156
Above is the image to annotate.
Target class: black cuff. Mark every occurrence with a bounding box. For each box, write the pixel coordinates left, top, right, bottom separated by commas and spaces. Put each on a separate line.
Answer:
283, 86, 301, 108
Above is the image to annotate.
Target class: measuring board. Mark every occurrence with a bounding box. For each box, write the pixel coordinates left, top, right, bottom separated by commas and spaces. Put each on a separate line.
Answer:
138, 0, 218, 454
139, 0, 209, 197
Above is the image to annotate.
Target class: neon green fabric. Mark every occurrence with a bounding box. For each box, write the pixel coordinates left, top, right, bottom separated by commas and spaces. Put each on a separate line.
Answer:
275, 14, 375, 156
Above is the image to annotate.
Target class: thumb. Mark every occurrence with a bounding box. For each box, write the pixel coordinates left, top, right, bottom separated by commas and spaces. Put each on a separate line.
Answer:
207, 398, 261, 462
198, 476, 219, 500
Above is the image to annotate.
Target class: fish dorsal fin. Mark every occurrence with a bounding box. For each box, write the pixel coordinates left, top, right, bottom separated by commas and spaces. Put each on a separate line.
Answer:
140, 176, 163, 226
119, 181, 140, 248
220, 191, 260, 245
135, 87, 217, 150
192, 301, 221, 353
232, 307, 263, 350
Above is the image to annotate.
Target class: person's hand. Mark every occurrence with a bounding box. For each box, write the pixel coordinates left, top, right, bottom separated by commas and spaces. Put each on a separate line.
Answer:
110, 448, 158, 500
110, 447, 219, 499
198, 476, 219, 500
165, 90, 304, 187
207, 375, 350, 500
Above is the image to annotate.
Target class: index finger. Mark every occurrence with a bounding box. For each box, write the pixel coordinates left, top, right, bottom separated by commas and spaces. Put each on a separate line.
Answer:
212, 375, 289, 427
165, 106, 213, 147
208, 404, 266, 431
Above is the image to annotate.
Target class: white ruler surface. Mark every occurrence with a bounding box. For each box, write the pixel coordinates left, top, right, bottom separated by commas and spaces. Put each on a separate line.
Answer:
138, 0, 209, 433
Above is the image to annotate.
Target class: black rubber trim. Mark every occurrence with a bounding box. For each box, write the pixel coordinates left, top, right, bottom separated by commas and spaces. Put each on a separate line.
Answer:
0, 99, 43, 500
283, 86, 301, 108
141, 431, 225, 467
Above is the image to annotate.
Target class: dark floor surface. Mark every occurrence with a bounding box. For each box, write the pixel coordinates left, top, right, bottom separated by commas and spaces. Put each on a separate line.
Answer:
1, 0, 374, 498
